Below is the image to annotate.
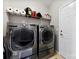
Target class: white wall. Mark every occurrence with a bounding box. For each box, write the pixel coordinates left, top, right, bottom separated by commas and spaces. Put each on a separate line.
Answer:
3, 0, 49, 36
48, 0, 75, 51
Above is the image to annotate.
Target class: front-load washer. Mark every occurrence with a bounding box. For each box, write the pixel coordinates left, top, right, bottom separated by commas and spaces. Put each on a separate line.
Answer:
7, 23, 37, 59
39, 25, 55, 59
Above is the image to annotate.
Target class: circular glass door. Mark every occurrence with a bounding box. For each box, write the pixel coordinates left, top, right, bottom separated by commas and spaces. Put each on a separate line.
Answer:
11, 28, 34, 50
42, 28, 53, 44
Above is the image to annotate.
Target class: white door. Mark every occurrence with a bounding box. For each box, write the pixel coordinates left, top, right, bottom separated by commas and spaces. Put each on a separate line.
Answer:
59, 1, 76, 59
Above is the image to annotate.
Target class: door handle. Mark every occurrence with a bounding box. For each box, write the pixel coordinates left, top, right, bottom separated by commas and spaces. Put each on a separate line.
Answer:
60, 33, 63, 36
60, 30, 63, 36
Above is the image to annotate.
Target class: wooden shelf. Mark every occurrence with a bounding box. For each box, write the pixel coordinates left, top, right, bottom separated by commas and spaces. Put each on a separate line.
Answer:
8, 13, 51, 21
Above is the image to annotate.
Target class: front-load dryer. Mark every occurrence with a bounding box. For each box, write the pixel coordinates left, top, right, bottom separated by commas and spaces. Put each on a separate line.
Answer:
7, 23, 37, 59
39, 25, 55, 59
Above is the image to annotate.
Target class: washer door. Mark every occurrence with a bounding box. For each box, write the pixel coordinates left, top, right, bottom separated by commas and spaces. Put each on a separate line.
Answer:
11, 28, 34, 50
42, 28, 53, 44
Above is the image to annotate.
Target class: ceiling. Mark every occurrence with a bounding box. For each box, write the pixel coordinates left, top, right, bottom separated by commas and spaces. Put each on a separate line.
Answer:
6, 0, 53, 8
36, 0, 53, 7
27, 0, 53, 7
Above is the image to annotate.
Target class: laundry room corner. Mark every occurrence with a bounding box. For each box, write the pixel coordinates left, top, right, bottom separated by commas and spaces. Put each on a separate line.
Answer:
3, 0, 76, 59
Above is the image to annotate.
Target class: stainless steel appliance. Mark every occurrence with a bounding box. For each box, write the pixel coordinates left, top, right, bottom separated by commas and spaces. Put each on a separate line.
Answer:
38, 25, 55, 59
7, 23, 37, 59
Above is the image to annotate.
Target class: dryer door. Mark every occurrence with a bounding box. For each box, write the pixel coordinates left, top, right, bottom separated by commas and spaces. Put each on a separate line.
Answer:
42, 28, 54, 44
11, 28, 34, 50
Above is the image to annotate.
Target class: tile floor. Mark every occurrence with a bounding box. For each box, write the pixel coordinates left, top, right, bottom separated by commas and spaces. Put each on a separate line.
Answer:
48, 52, 64, 59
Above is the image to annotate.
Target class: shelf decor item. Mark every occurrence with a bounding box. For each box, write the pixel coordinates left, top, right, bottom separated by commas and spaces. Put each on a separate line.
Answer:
6, 7, 14, 14
20, 10, 26, 16
13, 8, 21, 15
44, 14, 51, 19
32, 11, 37, 18
24, 7, 32, 17
37, 12, 42, 19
